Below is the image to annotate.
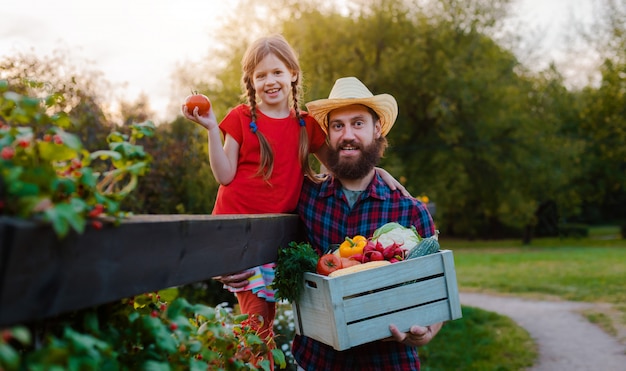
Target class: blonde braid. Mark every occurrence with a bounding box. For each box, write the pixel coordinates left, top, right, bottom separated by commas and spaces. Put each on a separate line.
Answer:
292, 83, 318, 181
245, 78, 274, 181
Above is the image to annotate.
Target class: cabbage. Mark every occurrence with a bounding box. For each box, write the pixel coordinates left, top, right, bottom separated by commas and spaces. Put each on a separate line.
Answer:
372, 222, 422, 251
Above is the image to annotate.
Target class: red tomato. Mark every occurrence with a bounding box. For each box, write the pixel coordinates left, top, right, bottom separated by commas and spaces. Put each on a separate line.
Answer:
316, 254, 342, 276
185, 93, 211, 116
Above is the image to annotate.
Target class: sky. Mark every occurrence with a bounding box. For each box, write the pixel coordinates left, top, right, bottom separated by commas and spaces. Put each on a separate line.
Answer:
1, 0, 598, 123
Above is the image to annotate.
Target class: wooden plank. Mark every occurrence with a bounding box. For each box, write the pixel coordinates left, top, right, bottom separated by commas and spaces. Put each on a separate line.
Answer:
346, 300, 453, 347
342, 277, 448, 322
0, 214, 304, 326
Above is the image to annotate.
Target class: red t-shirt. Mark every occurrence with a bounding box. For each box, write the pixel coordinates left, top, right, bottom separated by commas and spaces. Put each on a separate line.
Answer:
212, 104, 326, 215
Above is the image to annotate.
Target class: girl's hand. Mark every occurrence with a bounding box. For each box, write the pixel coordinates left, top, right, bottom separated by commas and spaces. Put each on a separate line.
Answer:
376, 167, 410, 197
181, 104, 219, 131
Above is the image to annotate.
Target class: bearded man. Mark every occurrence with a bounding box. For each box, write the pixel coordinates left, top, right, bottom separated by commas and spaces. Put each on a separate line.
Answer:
293, 77, 442, 371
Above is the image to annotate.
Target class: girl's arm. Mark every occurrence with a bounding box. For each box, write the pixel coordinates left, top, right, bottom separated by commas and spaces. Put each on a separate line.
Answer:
313, 142, 410, 196
182, 105, 238, 185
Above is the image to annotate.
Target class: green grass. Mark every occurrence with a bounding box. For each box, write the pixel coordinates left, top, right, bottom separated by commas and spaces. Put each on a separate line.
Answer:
418, 232, 626, 370
447, 241, 626, 304
420, 307, 536, 371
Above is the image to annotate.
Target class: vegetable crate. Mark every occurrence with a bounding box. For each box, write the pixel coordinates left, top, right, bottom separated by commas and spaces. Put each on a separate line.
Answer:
291, 249, 462, 351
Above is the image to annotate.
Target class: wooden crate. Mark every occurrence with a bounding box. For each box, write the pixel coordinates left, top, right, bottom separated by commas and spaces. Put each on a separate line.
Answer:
291, 249, 461, 351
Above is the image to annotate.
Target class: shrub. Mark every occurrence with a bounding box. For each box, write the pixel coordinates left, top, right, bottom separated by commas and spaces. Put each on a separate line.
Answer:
0, 289, 285, 370
0, 80, 154, 237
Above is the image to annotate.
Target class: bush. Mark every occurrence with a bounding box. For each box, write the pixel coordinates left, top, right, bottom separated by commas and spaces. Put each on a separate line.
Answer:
0, 290, 286, 370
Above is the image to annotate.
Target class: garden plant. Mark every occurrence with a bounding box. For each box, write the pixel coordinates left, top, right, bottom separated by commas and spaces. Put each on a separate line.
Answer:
0, 81, 285, 370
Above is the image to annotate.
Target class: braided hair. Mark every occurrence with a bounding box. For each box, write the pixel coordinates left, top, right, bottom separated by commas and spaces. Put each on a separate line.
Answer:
241, 34, 316, 182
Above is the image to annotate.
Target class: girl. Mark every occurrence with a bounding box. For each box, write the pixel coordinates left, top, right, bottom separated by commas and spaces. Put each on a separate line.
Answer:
183, 34, 407, 354
182, 35, 327, 350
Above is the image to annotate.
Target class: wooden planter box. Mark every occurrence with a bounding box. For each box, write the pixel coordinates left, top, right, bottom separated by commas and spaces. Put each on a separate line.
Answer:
0, 214, 303, 326
291, 250, 462, 351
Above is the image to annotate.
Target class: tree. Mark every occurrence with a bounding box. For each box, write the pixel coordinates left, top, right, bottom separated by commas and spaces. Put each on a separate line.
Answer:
123, 117, 218, 214
170, 0, 589, 240
281, 0, 582, 239
0, 49, 113, 151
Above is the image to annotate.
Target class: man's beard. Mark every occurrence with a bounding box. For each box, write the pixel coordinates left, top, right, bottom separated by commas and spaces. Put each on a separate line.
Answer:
326, 138, 383, 180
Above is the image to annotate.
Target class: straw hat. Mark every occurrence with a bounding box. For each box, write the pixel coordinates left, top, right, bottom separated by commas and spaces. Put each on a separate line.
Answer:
306, 77, 398, 136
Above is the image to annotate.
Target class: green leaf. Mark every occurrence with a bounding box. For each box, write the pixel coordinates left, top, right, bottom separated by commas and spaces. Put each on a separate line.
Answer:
44, 202, 86, 238
165, 298, 192, 319
157, 287, 179, 303
50, 112, 72, 129
20, 96, 41, 109
10, 326, 32, 345
140, 360, 170, 371
189, 358, 209, 371
189, 304, 215, 320
64, 327, 111, 359
3, 91, 22, 104
0, 343, 19, 370
271, 348, 287, 369
38, 141, 78, 162
106, 131, 127, 143
109, 141, 134, 156
52, 129, 82, 151
89, 150, 122, 161
52, 178, 76, 196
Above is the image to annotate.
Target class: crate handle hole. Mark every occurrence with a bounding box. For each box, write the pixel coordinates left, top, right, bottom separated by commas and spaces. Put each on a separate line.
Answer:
305, 280, 317, 289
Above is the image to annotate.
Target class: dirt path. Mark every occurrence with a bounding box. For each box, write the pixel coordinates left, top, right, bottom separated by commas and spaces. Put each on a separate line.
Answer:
460, 292, 626, 370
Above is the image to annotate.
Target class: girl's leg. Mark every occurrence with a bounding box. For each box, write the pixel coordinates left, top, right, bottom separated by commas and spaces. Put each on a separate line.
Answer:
235, 291, 277, 342
236, 291, 277, 370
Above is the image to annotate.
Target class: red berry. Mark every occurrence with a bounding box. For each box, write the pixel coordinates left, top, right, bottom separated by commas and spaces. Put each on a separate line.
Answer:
169, 323, 178, 331
151, 310, 159, 318
53, 135, 63, 144
18, 139, 29, 148
91, 220, 103, 230
1, 147, 15, 160
71, 158, 82, 169
43, 134, 52, 142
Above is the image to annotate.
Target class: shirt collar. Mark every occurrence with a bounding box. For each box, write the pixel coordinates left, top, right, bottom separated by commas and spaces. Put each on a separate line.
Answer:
319, 170, 390, 201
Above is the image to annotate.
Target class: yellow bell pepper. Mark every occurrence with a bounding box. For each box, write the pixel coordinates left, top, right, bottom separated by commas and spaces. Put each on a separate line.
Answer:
339, 235, 367, 258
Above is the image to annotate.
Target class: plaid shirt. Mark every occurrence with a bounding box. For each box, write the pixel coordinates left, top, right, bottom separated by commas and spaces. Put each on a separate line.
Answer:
293, 171, 436, 371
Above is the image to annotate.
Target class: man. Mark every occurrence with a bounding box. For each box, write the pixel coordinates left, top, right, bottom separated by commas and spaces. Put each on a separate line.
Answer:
221, 77, 442, 370
293, 76, 442, 370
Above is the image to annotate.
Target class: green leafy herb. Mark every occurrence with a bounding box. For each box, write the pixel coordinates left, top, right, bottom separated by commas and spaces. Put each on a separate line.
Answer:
274, 241, 319, 302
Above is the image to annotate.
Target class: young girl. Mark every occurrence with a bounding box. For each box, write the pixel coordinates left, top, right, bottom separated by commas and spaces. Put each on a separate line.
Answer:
183, 34, 407, 354
182, 35, 327, 349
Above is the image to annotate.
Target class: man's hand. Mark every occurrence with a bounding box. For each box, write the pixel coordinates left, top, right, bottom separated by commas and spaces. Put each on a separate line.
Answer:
213, 270, 254, 289
387, 322, 443, 347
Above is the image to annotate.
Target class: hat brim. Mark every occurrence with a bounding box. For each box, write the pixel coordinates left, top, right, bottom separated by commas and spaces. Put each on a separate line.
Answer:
306, 94, 398, 136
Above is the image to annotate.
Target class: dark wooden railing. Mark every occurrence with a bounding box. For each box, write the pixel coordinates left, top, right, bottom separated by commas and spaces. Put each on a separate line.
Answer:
0, 214, 304, 326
